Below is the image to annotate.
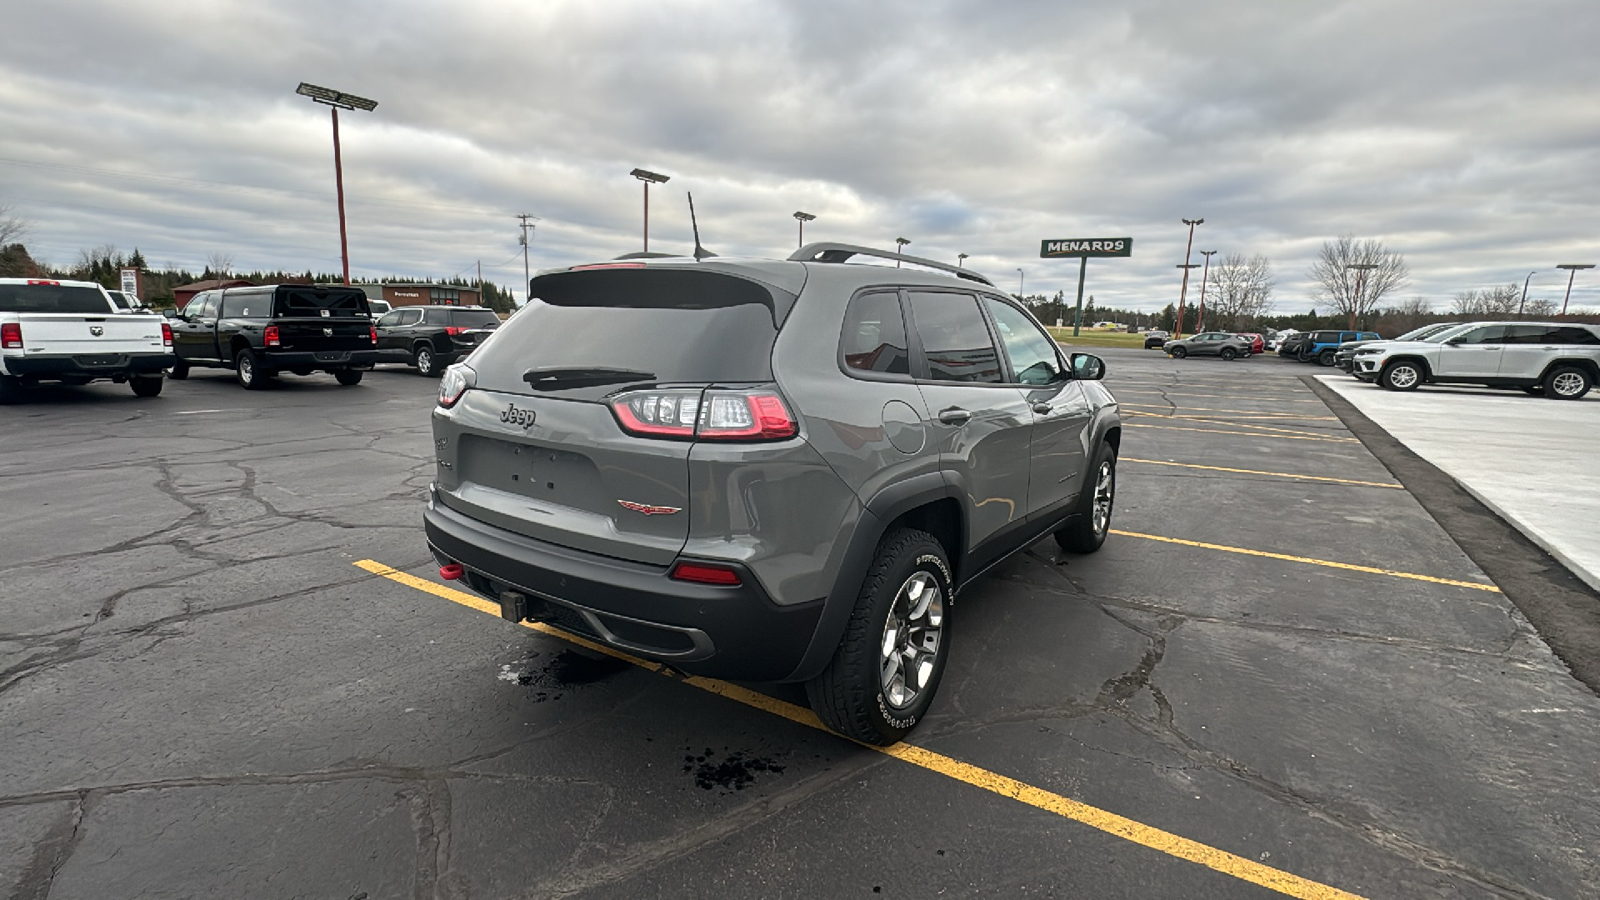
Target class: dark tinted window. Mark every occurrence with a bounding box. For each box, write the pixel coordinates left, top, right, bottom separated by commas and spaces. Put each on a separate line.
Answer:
451, 309, 501, 329
0, 283, 112, 314
1452, 325, 1505, 345
841, 292, 910, 377
984, 297, 1062, 385
1548, 326, 1600, 345
274, 287, 370, 318
907, 292, 1002, 383
1501, 325, 1549, 344
399, 309, 423, 326
221, 291, 269, 318
376, 310, 404, 327
474, 268, 784, 392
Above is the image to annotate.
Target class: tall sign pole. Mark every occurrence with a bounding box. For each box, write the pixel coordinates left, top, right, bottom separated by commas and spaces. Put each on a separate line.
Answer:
1039, 237, 1134, 337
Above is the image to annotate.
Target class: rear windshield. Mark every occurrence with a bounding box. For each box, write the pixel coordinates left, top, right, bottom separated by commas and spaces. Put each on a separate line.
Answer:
273, 287, 370, 318
0, 283, 112, 314
475, 268, 783, 392
451, 309, 501, 329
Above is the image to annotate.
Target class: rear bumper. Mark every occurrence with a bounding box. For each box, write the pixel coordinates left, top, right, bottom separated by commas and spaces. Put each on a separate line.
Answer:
423, 492, 824, 681
263, 349, 380, 369
2, 352, 172, 379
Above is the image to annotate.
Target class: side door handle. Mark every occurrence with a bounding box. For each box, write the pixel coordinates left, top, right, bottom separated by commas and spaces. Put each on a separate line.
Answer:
1031, 402, 1053, 414
937, 407, 971, 426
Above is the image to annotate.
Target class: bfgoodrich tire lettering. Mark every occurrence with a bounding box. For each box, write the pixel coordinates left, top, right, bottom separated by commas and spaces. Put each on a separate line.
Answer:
806, 528, 952, 745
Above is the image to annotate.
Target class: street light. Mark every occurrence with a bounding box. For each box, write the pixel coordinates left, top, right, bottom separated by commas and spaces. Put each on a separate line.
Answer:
296, 82, 378, 287
1017, 268, 1025, 297
957, 253, 968, 268
894, 237, 910, 267
1344, 263, 1378, 330
631, 168, 671, 252
1557, 263, 1594, 315
1519, 270, 1538, 318
793, 211, 815, 249
1175, 218, 1203, 337
1197, 250, 1216, 332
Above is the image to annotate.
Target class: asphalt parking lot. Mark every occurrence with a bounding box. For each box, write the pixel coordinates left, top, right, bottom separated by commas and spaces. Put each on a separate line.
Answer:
3, 352, 1599, 899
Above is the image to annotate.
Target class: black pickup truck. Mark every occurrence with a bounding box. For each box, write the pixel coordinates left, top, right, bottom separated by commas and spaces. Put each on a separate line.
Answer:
165, 284, 379, 389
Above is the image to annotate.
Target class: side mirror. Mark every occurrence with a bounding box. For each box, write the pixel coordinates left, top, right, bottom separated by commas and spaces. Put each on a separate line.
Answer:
1070, 352, 1106, 381
161, 308, 178, 319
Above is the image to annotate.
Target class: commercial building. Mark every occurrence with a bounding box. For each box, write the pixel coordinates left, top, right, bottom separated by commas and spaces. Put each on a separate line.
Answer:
348, 283, 483, 308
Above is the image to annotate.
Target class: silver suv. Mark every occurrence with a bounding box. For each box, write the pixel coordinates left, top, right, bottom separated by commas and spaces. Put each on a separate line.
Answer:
424, 244, 1122, 744
1353, 321, 1600, 399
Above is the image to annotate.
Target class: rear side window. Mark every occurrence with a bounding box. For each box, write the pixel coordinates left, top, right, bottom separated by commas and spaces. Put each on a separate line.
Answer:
841, 292, 910, 377
451, 309, 501, 329
275, 288, 370, 317
1548, 326, 1600, 345
473, 268, 786, 391
907, 292, 1003, 383
0, 283, 111, 314
221, 292, 269, 318
1502, 325, 1548, 344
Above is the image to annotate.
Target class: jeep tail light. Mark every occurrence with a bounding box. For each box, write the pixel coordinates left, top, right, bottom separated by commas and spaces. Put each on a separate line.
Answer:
370, 325, 379, 346
438, 364, 475, 409
1, 323, 21, 349
608, 388, 797, 442
264, 325, 280, 347
161, 323, 173, 347
670, 561, 742, 586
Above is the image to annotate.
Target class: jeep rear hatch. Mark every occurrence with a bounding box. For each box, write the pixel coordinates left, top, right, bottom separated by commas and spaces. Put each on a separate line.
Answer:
437, 267, 790, 566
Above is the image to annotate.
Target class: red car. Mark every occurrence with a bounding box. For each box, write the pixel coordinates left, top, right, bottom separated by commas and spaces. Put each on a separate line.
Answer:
1236, 333, 1265, 354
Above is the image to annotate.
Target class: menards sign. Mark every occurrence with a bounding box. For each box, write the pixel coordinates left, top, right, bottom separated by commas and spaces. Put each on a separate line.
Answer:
1040, 238, 1133, 258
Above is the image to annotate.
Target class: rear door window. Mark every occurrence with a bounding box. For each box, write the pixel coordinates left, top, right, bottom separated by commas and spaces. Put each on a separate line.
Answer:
0, 283, 111, 313
840, 291, 911, 378
1501, 325, 1549, 344
906, 292, 1003, 383
399, 309, 423, 326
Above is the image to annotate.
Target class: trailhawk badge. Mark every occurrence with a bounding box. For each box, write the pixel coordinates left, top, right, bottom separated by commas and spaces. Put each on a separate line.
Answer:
617, 500, 681, 516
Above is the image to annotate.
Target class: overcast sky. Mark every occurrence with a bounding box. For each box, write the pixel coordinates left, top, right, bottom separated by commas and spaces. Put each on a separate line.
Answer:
3, 0, 1599, 312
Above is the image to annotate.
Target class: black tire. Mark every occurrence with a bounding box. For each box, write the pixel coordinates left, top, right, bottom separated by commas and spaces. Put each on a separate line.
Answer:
1056, 441, 1117, 554
1168, 346, 1187, 359
1318, 350, 1337, 367
130, 375, 163, 398
1220, 347, 1238, 361
413, 344, 437, 377
0, 375, 23, 405
235, 349, 266, 390
168, 359, 189, 380
334, 368, 364, 386
1543, 365, 1592, 400
1380, 360, 1424, 391
806, 528, 953, 746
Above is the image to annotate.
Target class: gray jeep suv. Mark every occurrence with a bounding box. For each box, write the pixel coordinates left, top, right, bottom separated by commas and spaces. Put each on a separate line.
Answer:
423, 243, 1122, 744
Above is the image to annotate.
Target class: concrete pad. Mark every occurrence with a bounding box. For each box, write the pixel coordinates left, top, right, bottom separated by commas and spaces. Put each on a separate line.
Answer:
1319, 377, 1600, 591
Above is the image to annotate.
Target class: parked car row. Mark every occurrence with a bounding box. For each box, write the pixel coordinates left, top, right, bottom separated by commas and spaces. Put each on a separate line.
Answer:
0, 278, 500, 403
1277, 330, 1383, 366
1145, 329, 1268, 358
1345, 321, 1600, 400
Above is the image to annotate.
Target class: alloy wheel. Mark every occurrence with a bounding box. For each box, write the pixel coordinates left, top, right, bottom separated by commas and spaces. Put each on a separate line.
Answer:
1388, 365, 1418, 389
879, 571, 945, 710
1091, 460, 1115, 535
1552, 372, 1584, 397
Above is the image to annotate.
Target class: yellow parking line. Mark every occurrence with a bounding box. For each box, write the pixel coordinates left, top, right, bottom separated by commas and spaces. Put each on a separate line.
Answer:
1106, 532, 1501, 593
1121, 458, 1402, 489
1111, 389, 1327, 404
1125, 423, 1360, 444
354, 559, 1365, 900
1120, 403, 1339, 421
1125, 410, 1343, 440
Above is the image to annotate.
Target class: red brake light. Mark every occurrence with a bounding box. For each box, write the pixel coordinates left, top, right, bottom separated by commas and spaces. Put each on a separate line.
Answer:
608, 388, 797, 442
264, 326, 280, 347
1, 323, 21, 349
161, 323, 173, 347
370, 325, 379, 346
670, 562, 742, 586
444, 326, 465, 336
26, 279, 60, 286
610, 389, 701, 438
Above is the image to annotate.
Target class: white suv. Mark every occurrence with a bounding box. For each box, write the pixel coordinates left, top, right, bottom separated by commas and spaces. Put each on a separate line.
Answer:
1352, 321, 1600, 399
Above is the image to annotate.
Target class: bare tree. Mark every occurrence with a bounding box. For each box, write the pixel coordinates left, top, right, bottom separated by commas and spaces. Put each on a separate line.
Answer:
206, 252, 234, 281
1204, 253, 1275, 329
0, 202, 27, 247
1307, 235, 1409, 328
1522, 297, 1559, 317
1451, 284, 1520, 316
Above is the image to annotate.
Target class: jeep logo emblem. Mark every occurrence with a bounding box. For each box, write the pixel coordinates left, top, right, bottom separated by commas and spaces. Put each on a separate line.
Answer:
501, 403, 537, 430
89, 325, 103, 336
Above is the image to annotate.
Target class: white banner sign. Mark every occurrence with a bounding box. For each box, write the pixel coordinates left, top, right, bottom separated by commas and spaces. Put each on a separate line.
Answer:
119, 268, 141, 300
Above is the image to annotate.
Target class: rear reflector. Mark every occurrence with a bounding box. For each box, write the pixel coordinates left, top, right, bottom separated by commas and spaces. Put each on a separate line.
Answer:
669, 562, 742, 586
439, 563, 465, 581
1, 323, 21, 349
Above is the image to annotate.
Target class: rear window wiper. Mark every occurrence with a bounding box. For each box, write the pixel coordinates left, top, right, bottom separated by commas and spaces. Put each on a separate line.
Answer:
522, 367, 657, 390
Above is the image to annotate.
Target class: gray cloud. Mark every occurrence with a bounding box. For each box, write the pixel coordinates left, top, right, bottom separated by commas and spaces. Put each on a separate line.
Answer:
3, 0, 1599, 310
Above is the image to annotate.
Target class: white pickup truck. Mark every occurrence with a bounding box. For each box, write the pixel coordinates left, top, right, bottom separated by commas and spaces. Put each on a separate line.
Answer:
0, 277, 174, 403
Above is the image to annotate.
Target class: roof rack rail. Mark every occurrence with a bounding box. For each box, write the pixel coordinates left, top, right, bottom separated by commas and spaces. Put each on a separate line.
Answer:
788, 242, 994, 287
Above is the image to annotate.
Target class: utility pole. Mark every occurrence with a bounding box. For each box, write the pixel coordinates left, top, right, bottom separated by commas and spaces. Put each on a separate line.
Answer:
1197, 250, 1216, 332
1017, 268, 1025, 298
1345, 263, 1378, 330
1557, 264, 1595, 315
1175, 218, 1203, 338
1518, 271, 1537, 318
517, 213, 537, 307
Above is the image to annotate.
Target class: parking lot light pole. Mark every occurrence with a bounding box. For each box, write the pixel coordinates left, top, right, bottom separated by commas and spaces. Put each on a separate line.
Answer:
295, 83, 378, 287
894, 237, 910, 266
957, 253, 968, 268
1344, 263, 1378, 330
793, 211, 815, 248
1175, 264, 1199, 333
1519, 271, 1538, 318
1197, 250, 1216, 332
1017, 268, 1025, 298
631, 169, 670, 252
1557, 264, 1594, 315
1175, 218, 1203, 338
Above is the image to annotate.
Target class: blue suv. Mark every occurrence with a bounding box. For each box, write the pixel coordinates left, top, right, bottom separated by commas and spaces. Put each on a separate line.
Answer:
1298, 330, 1380, 366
